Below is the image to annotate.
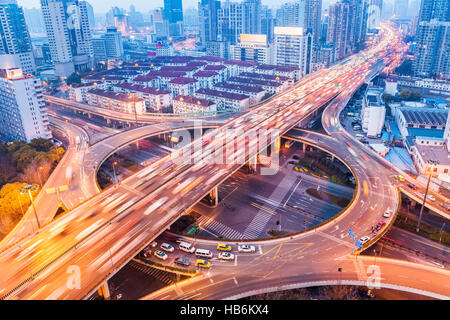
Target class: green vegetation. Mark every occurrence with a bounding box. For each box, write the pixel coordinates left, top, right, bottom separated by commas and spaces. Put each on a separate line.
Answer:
395, 214, 450, 247
66, 73, 82, 85
0, 138, 65, 238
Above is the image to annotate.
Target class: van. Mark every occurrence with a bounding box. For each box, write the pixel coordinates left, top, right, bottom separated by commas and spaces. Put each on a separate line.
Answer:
353, 125, 361, 131
179, 241, 195, 253
195, 248, 213, 258
356, 134, 364, 138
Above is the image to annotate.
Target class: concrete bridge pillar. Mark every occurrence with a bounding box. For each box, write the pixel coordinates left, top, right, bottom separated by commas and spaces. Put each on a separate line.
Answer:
87, 113, 92, 119
271, 137, 281, 155
106, 118, 111, 125
208, 186, 219, 207
302, 142, 307, 153
98, 281, 111, 300
248, 155, 257, 173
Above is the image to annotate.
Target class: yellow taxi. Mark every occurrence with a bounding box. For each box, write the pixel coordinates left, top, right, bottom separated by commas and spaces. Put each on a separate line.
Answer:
195, 259, 210, 268
394, 175, 405, 182
217, 243, 232, 251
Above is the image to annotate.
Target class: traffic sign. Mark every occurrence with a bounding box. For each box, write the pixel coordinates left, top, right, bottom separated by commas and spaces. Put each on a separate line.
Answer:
348, 229, 355, 240
356, 239, 363, 249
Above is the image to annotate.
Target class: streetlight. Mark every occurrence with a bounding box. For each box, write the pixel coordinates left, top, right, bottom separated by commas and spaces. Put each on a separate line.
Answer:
112, 161, 119, 186
20, 184, 41, 229
416, 159, 439, 233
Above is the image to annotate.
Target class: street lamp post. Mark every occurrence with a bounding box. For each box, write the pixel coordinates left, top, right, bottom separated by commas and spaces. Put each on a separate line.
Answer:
20, 184, 41, 229
112, 161, 119, 186
416, 159, 439, 233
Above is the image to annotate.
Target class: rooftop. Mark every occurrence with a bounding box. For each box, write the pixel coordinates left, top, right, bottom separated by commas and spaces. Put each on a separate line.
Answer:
407, 127, 445, 138
228, 76, 282, 87
224, 60, 257, 67
133, 73, 159, 82
169, 77, 198, 85
239, 72, 291, 82
415, 144, 450, 166
400, 107, 448, 126
174, 95, 215, 107
87, 88, 144, 103
193, 71, 218, 78
196, 88, 249, 101
115, 82, 169, 95
214, 82, 265, 94
204, 65, 227, 71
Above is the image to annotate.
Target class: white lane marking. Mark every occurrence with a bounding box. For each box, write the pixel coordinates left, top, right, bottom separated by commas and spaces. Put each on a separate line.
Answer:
233, 277, 238, 285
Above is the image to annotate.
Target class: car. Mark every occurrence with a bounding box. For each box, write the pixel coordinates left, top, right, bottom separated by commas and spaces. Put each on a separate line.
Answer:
154, 250, 168, 260
217, 243, 232, 251
218, 252, 235, 260
383, 209, 392, 218
160, 243, 174, 252
407, 183, 417, 190
238, 244, 256, 253
394, 175, 405, 182
359, 236, 370, 244
150, 241, 158, 248
174, 257, 190, 266
426, 194, 436, 201
142, 246, 151, 258
195, 259, 211, 268
376, 221, 386, 231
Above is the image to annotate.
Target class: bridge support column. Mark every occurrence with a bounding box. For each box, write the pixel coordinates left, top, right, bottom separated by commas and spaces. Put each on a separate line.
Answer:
98, 281, 111, 300
248, 155, 257, 173
272, 137, 281, 155
302, 143, 306, 153
106, 118, 111, 125
208, 186, 219, 207
87, 113, 92, 119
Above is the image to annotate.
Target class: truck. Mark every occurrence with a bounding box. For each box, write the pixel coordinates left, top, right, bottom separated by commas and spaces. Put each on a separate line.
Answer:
75, 136, 81, 145
65, 166, 72, 185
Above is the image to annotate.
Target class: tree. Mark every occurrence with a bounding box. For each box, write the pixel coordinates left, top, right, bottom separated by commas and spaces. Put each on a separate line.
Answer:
381, 93, 393, 104
66, 73, 82, 85
0, 182, 32, 237
29, 138, 53, 152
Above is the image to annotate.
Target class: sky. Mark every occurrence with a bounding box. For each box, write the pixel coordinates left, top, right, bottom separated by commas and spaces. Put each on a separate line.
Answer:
18, 0, 338, 13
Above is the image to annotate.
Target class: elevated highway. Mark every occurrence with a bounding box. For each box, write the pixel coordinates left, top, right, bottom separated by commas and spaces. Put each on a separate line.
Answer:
0, 24, 431, 300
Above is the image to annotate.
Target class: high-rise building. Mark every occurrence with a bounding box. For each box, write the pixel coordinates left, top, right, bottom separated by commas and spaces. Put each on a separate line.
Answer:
260, 5, 275, 41
274, 27, 312, 77
198, 0, 221, 46
343, 0, 368, 51
104, 27, 123, 59
305, 0, 322, 47
275, 1, 305, 28
218, 0, 262, 45
394, 0, 408, 19
40, 0, 94, 77
0, 0, 36, 74
327, 1, 351, 61
164, 0, 183, 37
413, 0, 450, 80
367, 0, 383, 30
0, 68, 51, 142
23, 7, 46, 34
230, 34, 271, 64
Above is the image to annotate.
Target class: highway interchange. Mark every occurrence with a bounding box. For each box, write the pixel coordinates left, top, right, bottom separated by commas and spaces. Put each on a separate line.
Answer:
0, 23, 449, 300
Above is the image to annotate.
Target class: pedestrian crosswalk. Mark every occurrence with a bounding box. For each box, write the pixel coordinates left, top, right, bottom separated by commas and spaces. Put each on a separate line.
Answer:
242, 211, 272, 239
129, 260, 174, 285
197, 215, 244, 240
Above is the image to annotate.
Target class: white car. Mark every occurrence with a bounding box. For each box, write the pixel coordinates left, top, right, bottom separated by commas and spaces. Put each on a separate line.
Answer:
359, 236, 370, 244
160, 243, 174, 252
150, 241, 158, 248
383, 210, 392, 218
238, 244, 256, 253
218, 252, 235, 261
426, 194, 436, 201
154, 250, 168, 260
